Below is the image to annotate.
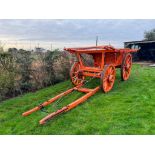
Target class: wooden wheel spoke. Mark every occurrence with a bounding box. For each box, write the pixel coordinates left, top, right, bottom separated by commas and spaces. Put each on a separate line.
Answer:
110, 75, 115, 82
103, 75, 109, 82
72, 75, 76, 78
121, 53, 132, 81
126, 68, 130, 73
103, 80, 108, 89
101, 65, 116, 93
73, 77, 77, 82
74, 71, 79, 74
70, 62, 85, 86
108, 67, 113, 74
111, 69, 115, 75
127, 57, 131, 63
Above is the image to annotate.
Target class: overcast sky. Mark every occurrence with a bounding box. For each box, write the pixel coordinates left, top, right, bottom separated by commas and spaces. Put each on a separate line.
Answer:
0, 19, 155, 49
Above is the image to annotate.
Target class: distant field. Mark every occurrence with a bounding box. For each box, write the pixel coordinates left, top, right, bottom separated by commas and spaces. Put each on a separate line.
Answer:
0, 64, 155, 135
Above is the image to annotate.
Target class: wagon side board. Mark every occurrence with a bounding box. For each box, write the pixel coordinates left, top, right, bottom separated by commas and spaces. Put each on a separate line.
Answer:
75, 51, 126, 80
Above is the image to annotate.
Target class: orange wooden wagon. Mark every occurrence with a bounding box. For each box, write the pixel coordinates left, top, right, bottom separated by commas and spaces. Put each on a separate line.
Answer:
22, 45, 138, 125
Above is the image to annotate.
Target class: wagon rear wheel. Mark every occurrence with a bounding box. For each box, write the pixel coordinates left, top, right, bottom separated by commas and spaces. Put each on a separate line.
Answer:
101, 65, 116, 93
121, 53, 132, 81
70, 62, 85, 86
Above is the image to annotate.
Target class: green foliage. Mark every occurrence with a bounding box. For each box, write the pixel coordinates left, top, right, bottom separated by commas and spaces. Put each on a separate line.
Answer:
43, 49, 70, 85
43, 49, 60, 85
144, 28, 155, 41
59, 56, 70, 80
0, 70, 16, 100
0, 52, 17, 100
0, 48, 71, 101
16, 49, 33, 91
0, 52, 16, 72
0, 65, 155, 134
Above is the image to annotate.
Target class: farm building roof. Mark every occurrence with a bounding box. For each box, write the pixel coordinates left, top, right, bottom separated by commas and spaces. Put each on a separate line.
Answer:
124, 40, 155, 45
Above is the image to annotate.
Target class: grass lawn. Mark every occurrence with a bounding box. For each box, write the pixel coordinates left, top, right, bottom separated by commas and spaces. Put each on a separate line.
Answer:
0, 64, 155, 135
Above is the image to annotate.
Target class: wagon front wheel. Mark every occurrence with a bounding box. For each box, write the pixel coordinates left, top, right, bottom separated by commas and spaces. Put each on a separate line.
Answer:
121, 53, 132, 81
101, 65, 116, 93
70, 62, 85, 86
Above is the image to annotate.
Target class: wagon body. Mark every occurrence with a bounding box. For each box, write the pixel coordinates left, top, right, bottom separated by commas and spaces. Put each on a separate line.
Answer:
64, 45, 138, 80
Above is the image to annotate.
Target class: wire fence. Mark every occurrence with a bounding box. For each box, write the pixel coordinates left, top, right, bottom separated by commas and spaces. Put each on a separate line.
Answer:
0, 40, 123, 51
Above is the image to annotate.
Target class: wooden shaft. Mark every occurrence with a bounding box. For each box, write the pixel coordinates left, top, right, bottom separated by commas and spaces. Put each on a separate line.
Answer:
39, 86, 100, 125
76, 87, 93, 93
39, 107, 68, 125
66, 86, 100, 111
22, 88, 74, 116
22, 107, 40, 116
